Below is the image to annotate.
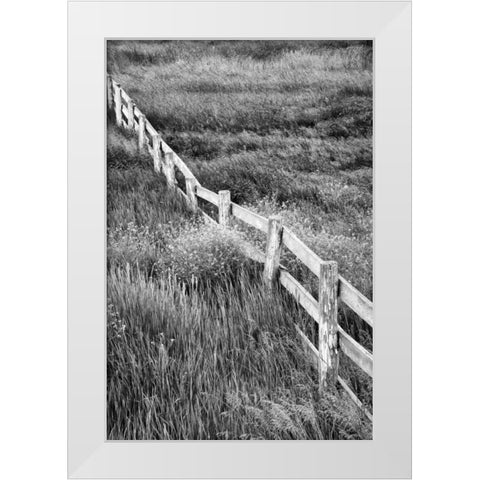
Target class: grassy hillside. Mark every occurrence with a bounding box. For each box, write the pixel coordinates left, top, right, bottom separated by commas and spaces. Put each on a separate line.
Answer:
107, 41, 373, 440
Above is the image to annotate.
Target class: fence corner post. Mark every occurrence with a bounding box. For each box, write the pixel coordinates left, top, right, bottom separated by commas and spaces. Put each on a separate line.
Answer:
318, 260, 339, 391
137, 113, 146, 151
218, 190, 231, 226
113, 83, 122, 126
164, 151, 176, 188
185, 177, 198, 212
263, 215, 283, 287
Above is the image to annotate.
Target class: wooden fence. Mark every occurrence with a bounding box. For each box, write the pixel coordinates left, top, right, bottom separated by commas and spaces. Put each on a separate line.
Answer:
107, 75, 374, 421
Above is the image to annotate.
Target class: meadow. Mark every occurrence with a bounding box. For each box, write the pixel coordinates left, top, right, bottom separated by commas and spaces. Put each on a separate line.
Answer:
107, 41, 373, 440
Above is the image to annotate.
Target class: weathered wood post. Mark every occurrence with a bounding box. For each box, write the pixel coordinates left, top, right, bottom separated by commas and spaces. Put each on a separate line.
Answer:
106, 74, 113, 111
126, 98, 135, 129
164, 151, 176, 187
113, 83, 122, 126
218, 190, 231, 226
318, 260, 339, 390
137, 113, 146, 151
152, 134, 161, 172
263, 216, 283, 287
185, 177, 198, 212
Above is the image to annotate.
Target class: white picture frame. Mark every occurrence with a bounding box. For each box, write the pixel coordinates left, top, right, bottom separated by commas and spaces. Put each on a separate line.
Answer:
68, 1, 411, 478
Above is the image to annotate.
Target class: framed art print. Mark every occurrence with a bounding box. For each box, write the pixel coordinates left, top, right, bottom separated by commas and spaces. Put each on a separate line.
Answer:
68, 0, 411, 478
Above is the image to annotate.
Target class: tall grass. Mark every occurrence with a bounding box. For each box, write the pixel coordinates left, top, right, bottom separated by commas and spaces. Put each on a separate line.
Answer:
108, 266, 370, 440
107, 41, 373, 440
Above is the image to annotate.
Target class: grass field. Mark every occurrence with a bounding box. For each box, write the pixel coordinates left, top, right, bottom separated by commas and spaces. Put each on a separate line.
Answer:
107, 41, 373, 440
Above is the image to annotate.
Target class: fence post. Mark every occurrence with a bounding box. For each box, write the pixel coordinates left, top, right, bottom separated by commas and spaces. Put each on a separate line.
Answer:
152, 134, 161, 172
185, 177, 198, 211
106, 75, 113, 111
164, 151, 176, 187
263, 216, 283, 287
113, 83, 122, 126
137, 113, 146, 151
318, 261, 339, 391
126, 98, 135, 129
218, 190, 231, 226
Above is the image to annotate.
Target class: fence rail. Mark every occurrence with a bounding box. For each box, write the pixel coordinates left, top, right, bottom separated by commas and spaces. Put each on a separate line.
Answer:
231, 203, 269, 234
107, 75, 374, 420
196, 185, 219, 206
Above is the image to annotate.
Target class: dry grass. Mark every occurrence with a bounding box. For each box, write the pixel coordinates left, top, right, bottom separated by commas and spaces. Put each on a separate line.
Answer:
107, 41, 373, 440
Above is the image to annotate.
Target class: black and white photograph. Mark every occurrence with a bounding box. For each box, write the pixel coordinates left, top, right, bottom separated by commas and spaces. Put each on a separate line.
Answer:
20, 0, 480, 478
106, 40, 373, 440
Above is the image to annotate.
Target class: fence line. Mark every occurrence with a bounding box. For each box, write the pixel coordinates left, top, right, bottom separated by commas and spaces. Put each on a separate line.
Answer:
107, 75, 374, 420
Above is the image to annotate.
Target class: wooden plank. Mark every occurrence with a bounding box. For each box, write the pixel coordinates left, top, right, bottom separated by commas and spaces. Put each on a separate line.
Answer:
294, 324, 320, 366
231, 203, 269, 233
318, 261, 339, 389
263, 216, 283, 286
338, 277, 373, 327
282, 227, 322, 276
281, 265, 372, 381
283, 226, 373, 327
152, 134, 161, 173
106, 75, 113, 110
289, 288, 372, 420
279, 270, 371, 383
337, 376, 373, 422
155, 138, 200, 184
144, 132, 152, 148
185, 178, 198, 212
171, 154, 199, 185
196, 186, 219, 206
164, 151, 176, 187
120, 88, 130, 103
145, 120, 157, 138
279, 270, 319, 322
121, 104, 129, 121
126, 98, 135, 129
160, 139, 170, 153
338, 326, 373, 378
113, 84, 122, 126
218, 191, 231, 226
133, 105, 143, 119
137, 113, 146, 150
